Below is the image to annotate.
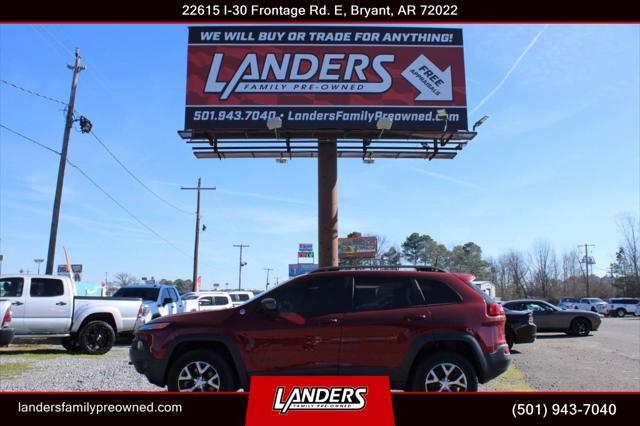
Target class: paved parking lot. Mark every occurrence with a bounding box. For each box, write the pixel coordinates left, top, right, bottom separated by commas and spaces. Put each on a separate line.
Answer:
505, 316, 640, 391
1, 317, 638, 392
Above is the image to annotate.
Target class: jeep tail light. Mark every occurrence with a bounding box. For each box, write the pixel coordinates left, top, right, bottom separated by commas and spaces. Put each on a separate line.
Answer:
487, 302, 504, 316
2, 307, 11, 327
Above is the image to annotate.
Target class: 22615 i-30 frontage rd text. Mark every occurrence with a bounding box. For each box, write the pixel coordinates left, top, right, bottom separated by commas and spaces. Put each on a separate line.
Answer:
130, 267, 511, 392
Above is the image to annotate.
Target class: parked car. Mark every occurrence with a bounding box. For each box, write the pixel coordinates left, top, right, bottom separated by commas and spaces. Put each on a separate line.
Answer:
504, 308, 536, 350
606, 298, 640, 317
130, 266, 511, 392
0, 300, 14, 346
558, 297, 579, 310
0, 275, 144, 354
228, 291, 255, 307
502, 299, 601, 336
193, 292, 234, 311
113, 284, 198, 322
575, 298, 608, 314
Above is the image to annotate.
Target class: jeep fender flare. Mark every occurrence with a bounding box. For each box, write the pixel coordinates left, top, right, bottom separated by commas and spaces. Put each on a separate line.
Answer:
400, 333, 490, 384
164, 333, 249, 389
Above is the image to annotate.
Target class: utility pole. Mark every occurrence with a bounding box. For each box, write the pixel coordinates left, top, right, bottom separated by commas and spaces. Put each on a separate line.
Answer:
233, 244, 249, 290
264, 267, 273, 290
181, 177, 216, 291
579, 243, 595, 297
46, 48, 85, 275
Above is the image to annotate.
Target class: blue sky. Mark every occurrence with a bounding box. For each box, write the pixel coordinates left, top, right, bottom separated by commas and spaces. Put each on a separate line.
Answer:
0, 24, 638, 289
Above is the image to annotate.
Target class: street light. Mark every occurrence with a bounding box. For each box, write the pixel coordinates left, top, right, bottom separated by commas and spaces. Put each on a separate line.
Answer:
267, 116, 283, 142
34, 258, 44, 274
472, 115, 489, 131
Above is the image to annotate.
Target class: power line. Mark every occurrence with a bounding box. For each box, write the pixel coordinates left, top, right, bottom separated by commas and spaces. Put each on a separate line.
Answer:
1, 79, 193, 216
0, 123, 190, 258
89, 131, 194, 216
1, 79, 69, 107
0, 124, 62, 155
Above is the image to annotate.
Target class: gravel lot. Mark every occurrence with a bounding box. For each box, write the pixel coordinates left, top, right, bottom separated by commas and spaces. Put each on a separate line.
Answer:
0, 341, 158, 391
1, 317, 638, 392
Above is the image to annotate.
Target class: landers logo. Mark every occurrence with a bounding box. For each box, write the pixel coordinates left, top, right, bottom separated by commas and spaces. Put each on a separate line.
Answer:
272, 386, 368, 414
204, 53, 394, 100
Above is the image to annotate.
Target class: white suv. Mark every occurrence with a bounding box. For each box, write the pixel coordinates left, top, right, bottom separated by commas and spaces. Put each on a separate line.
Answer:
606, 298, 640, 317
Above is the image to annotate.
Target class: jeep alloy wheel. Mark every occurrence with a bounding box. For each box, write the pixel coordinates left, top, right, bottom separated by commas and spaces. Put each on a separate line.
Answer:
177, 361, 220, 392
425, 362, 468, 392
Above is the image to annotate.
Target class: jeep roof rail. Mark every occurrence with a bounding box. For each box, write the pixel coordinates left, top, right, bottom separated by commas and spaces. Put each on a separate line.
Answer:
310, 264, 448, 273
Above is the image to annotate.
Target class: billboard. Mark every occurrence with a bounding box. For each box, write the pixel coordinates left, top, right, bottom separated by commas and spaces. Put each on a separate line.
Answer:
339, 236, 378, 259
289, 263, 318, 278
185, 26, 467, 132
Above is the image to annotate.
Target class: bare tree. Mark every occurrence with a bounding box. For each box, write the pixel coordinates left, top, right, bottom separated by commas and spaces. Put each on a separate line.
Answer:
561, 249, 581, 297
114, 272, 137, 286
505, 250, 531, 298
490, 256, 510, 299
618, 213, 640, 291
531, 240, 554, 298
374, 234, 390, 259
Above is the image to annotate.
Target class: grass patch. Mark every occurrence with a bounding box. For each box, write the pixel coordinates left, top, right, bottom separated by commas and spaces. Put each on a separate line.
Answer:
0, 346, 106, 359
0, 361, 30, 378
485, 365, 535, 392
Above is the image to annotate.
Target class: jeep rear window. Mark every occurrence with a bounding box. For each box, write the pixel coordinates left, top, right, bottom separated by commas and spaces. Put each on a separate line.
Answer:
416, 279, 461, 305
113, 287, 160, 301
353, 277, 422, 311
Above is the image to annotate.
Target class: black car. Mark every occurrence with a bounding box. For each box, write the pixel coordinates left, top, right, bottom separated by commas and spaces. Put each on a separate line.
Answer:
504, 308, 536, 350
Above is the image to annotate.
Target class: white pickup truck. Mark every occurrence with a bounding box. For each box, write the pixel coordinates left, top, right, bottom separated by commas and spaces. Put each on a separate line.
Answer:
0, 275, 143, 354
113, 284, 198, 323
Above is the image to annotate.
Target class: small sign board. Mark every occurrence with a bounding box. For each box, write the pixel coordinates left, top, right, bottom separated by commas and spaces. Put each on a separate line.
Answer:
298, 243, 313, 253
298, 252, 314, 258
57, 264, 83, 273
289, 263, 318, 277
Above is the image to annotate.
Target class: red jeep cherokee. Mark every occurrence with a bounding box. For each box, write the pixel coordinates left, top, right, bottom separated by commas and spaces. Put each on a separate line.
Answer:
130, 266, 510, 392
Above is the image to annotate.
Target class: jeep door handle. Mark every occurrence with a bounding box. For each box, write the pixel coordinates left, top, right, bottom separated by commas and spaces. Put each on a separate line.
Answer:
323, 318, 339, 324
405, 314, 427, 322
56, 301, 67, 306
12, 301, 23, 306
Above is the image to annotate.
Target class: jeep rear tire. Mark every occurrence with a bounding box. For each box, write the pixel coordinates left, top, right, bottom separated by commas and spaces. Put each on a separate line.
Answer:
78, 320, 115, 355
409, 351, 478, 392
167, 350, 237, 392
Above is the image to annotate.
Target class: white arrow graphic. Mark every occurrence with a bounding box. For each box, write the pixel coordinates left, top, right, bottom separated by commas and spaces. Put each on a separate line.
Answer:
401, 55, 453, 101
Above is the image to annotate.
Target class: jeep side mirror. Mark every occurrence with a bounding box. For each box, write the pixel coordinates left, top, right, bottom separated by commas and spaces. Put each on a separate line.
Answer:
261, 298, 277, 313
162, 298, 172, 306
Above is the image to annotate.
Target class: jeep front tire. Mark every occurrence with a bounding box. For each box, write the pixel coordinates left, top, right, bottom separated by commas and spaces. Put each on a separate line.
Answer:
167, 350, 236, 392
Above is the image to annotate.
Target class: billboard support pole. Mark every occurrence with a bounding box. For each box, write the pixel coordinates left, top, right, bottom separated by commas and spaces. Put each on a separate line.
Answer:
318, 139, 338, 267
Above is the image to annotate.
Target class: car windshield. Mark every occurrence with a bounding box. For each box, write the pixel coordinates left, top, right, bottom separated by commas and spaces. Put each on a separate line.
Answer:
113, 287, 159, 301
